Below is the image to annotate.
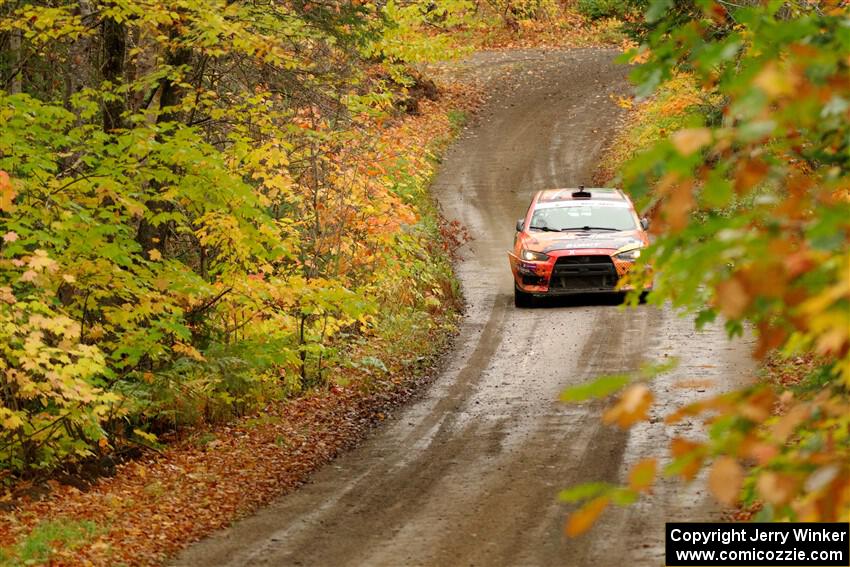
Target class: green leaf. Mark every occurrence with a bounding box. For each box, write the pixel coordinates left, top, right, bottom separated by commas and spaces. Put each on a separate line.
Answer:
558, 482, 614, 503
560, 373, 631, 403
645, 0, 673, 23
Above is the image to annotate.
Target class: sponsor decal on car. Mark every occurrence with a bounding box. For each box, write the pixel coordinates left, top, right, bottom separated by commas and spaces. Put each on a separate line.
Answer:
542, 237, 643, 253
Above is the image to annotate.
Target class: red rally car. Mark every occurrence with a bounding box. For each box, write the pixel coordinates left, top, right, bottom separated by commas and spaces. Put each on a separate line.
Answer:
508, 187, 651, 307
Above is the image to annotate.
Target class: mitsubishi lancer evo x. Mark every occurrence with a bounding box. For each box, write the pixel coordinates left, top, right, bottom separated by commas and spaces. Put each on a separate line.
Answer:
508, 187, 651, 307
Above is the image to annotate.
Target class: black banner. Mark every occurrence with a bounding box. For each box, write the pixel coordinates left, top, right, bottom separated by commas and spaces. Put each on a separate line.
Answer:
666, 523, 850, 566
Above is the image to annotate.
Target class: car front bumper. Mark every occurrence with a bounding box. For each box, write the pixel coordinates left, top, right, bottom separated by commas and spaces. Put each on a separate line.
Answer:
509, 250, 651, 295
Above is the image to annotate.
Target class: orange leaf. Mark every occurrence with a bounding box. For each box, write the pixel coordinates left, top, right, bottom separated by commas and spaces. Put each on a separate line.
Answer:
0, 170, 15, 212
603, 384, 653, 428
671, 437, 705, 481
708, 456, 743, 506
628, 458, 657, 492
715, 276, 750, 319
757, 471, 798, 506
671, 437, 702, 457
783, 251, 814, 279
740, 264, 787, 298
565, 496, 610, 537
671, 128, 711, 156
754, 321, 788, 359
772, 403, 810, 442
740, 438, 779, 465
662, 179, 695, 233
738, 388, 776, 424
734, 158, 769, 194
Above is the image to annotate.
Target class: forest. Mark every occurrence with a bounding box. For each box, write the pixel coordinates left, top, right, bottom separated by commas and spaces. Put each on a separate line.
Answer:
0, 0, 476, 477
1, 0, 850, 565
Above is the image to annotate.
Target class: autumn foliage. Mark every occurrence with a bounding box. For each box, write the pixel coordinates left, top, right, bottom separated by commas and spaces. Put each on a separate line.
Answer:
563, 0, 850, 532
0, 0, 481, 479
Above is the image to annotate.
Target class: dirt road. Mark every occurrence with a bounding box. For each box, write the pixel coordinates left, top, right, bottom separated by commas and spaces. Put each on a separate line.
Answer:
174, 48, 754, 567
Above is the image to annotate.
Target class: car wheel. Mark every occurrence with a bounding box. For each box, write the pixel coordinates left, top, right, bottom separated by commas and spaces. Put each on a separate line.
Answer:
514, 286, 534, 308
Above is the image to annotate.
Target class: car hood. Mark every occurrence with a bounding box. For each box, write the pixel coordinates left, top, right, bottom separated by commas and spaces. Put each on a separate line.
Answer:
523, 230, 644, 254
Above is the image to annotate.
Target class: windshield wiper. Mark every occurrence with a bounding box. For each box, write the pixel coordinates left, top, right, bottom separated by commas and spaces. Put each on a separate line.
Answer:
560, 226, 621, 232
529, 225, 560, 232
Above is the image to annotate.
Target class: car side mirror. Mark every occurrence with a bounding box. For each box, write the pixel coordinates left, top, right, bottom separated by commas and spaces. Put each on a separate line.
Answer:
640, 217, 650, 231
516, 218, 524, 232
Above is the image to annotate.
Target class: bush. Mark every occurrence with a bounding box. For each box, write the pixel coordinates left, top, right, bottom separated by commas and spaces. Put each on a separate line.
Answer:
0, 1, 468, 479
576, 0, 626, 20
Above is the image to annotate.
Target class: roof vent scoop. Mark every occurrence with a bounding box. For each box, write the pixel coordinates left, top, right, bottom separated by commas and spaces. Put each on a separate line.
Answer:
572, 185, 592, 199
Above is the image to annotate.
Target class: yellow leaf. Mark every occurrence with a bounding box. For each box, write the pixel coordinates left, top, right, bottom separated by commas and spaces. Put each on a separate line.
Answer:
1, 413, 23, 429
173, 342, 205, 361
671, 128, 711, 156
628, 458, 657, 492
133, 428, 158, 444
148, 248, 162, 261
615, 95, 634, 109
708, 456, 743, 506
753, 62, 798, 98
565, 496, 609, 537
28, 249, 57, 272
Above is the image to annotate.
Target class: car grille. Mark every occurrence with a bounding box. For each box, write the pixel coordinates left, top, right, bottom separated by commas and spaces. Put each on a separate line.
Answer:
549, 255, 618, 290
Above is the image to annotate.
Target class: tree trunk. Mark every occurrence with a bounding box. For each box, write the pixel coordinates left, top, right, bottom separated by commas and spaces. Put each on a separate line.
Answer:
135, 41, 192, 253
101, 17, 127, 132
8, 30, 22, 94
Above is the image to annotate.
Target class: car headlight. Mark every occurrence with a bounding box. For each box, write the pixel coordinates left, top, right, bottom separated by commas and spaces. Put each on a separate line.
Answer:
615, 248, 642, 261
520, 249, 549, 262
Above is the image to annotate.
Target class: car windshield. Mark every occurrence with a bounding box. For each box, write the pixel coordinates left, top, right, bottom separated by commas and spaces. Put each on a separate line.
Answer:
529, 204, 637, 231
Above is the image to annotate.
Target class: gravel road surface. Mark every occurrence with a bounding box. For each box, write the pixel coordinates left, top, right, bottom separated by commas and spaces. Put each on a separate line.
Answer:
173, 48, 754, 567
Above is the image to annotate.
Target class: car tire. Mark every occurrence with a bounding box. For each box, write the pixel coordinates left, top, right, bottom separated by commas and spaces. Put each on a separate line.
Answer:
514, 286, 534, 308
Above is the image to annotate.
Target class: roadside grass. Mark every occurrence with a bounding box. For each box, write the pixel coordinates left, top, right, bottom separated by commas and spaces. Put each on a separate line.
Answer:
593, 18, 631, 45
0, 519, 100, 566
446, 6, 634, 50
597, 74, 708, 185
762, 353, 831, 394
448, 109, 468, 134
599, 72, 773, 226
